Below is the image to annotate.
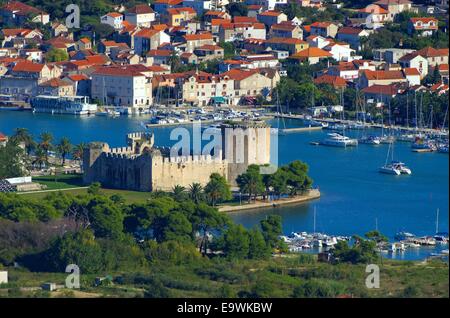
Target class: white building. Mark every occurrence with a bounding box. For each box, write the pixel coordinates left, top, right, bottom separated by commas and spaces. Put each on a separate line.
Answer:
0, 271, 7, 284
101, 12, 124, 30
124, 4, 156, 28
91, 65, 153, 108
324, 43, 355, 62
245, 0, 288, 11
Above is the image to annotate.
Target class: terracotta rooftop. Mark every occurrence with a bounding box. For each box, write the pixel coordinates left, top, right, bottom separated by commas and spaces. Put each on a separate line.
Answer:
183, 33, 213, 41
12, 61, 45, 73
39, 78, 71, 87
126, 4, 154, 14
290, 47, 332, 58
363, 70, 405, 80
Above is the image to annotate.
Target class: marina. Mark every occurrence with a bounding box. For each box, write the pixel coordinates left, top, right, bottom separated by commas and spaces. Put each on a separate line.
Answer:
0, 113, 448, 260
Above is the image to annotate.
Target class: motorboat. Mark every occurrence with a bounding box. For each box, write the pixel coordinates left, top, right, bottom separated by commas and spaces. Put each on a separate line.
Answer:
379, 164, 401, 175
320, 133, 358, 147
379, 135, 396, 144
359, 135, 381, 145
395, 231, 415, 241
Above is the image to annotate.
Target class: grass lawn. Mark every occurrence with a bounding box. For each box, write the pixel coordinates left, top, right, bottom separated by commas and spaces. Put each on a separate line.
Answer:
32, 174, 84, 190
21, 186, 155, 204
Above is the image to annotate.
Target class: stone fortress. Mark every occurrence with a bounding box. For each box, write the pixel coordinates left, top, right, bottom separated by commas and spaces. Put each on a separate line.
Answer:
83, 122, 271, 191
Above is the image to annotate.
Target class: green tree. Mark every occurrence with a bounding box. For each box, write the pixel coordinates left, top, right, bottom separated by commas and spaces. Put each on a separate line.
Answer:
0, 139, 25, 178
171, 185, 187, 202
204, 173, 232, 206
56, 137, 72, 165
226, 2, 248, 17
260, 215, 285, 251
188, 182, 204, 204
282, 160, 313, 195
38, 132, 53, 162
11, 128, 35, 155
44, 229, 103, 274
190, 203, 229, 254
72, 142, 86, 171
32, 147, 48, 169
221, 224, 250, 259
46, 48, 69, 62
236, 164, 265, 202
248, 228, 270, 259
88, 199, 124, 239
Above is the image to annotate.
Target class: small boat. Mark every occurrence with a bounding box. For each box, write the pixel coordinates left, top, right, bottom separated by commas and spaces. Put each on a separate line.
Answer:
359, 135, 381, 145
310, 141, 320, 146
379, 135, 396, 144
411, 137, 436, 152
320, 133, 358, 147
395, 231, 416, 241
437, 144, 449, 153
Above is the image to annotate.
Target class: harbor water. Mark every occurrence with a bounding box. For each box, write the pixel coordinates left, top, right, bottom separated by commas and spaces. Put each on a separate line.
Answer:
0, 112, 448, 260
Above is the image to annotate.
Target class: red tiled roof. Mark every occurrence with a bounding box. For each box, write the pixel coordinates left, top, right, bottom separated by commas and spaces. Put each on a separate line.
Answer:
211, 18, 231, 26
68, 74, 89, 81
152, 24, 169, 31
1, 1, 47, 16
106, 12, 122, 18
266, 37, 307, 45
154, 0, 183, 5
314, 74, 347, 87
403, 68, 420, 76
362, 84, 400, 96
358, 5, 389, 14
220, 69, 259, 81
135, 28, 160, 38
258, 10, 283, 17
147, 49, 172, 57
1, 28, 33, 37
337, 27, 364, 35
183, 33, 213, 41
363, 70, 405, 80
126, 4, 154, 14
271, 22, 297, 31
12, 61, 45, 73
311, 21, 334, 28
0, 132, 7, 142
233, 16, 257, 23
93, 65, 150, 77
39, 78, 71, 87
291, 47, 332, 58
167, 7, 196, 15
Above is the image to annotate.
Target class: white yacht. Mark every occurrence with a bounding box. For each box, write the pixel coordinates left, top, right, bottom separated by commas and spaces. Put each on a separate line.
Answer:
359, 135, 381, 145
320, 133, 358, 147
379, 164, 401, 175
379, 143, 411, 176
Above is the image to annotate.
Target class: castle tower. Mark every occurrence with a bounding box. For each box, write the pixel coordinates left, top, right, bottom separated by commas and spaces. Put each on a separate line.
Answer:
83, 142, 110, 184
221, 121, 271, 184
126, 132, 154, 155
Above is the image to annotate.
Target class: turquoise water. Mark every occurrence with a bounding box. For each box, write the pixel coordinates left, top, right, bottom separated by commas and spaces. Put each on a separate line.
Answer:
1, 112, 448, 260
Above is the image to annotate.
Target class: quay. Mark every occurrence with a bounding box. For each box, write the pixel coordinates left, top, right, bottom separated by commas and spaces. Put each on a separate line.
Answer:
219, 189, 321, 213
274, 114, 449, 136
281, 126, 323, 133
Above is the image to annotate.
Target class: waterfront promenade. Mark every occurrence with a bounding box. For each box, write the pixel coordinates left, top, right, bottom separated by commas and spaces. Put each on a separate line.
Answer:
219, 189, 321, 213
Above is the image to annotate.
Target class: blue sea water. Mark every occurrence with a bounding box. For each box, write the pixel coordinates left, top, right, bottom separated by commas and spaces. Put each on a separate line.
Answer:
1, 112, 448, 260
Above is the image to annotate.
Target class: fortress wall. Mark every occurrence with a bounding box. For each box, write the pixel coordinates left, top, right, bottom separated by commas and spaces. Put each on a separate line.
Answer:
151, 155, 228, 191
86, 152, 152, 191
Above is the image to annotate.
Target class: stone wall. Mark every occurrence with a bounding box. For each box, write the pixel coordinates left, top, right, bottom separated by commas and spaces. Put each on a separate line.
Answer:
151, 153, 228, 191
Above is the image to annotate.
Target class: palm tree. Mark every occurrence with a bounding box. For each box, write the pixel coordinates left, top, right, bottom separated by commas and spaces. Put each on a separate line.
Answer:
39, 132, 53, 162
188, 183, 204, 204
12, 128, 35, 155
56, 137, 72, 165
72, 142, 86, 171
33, 147, 47, 169
205, 182, 221, 206
172, 185, 186, 201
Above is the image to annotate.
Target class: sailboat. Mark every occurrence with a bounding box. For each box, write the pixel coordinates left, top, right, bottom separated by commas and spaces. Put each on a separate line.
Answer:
320, 89, 357, 147
358, 93, 381, 145
379, 142, 412, 175
273, 91, 287, 135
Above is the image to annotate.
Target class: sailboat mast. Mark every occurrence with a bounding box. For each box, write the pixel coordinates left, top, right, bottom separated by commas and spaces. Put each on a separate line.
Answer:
436, 208, 439, 234
313, 206, 316, 234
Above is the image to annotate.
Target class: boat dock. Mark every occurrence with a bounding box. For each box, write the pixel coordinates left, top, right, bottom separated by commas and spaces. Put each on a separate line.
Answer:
281, 126, 323, 134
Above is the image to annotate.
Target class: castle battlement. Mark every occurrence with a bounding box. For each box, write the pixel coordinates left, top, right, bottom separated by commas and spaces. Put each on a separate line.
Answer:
161, 150, 225, 165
